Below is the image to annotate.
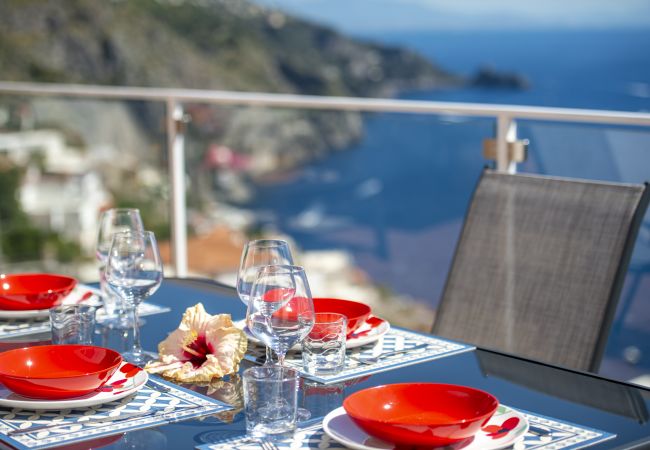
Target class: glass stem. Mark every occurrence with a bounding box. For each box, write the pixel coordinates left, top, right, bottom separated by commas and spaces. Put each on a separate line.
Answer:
131, 302, 142, 356
264, 346, 274, 365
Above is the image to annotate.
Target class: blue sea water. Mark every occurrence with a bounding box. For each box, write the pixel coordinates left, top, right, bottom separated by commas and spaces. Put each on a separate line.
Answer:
381, 29, 650, 112
245, 29, 650, 379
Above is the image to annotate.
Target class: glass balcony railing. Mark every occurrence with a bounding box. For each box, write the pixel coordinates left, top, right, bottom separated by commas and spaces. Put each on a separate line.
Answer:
1, 81, 649, 384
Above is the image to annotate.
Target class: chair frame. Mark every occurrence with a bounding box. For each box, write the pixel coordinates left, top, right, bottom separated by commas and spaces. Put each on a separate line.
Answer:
433, 169, 650, 372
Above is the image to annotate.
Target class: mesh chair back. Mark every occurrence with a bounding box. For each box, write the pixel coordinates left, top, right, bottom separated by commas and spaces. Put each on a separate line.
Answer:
432, 170, 650, 372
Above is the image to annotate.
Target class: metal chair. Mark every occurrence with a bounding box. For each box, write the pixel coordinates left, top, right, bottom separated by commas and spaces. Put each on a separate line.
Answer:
431, 169, 650, 372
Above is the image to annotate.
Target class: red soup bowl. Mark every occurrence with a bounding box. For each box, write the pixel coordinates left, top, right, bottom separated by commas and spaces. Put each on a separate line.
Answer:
0, 273, 77, 310
0, 345, 123, 399
313, 298, 371, 336
343, 383, 499, 447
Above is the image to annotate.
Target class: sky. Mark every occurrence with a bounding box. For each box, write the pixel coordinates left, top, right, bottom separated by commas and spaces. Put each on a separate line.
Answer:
254, 0, 650, 33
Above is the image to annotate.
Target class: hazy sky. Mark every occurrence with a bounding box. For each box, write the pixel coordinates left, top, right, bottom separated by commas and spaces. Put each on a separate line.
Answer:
254, 0, 650, 33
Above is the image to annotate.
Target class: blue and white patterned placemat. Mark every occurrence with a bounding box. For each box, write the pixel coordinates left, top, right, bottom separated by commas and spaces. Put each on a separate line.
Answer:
0, 302, 170, 340
0, 376, 231, 450
246, 327, 474, 384
198, 406, 615, 450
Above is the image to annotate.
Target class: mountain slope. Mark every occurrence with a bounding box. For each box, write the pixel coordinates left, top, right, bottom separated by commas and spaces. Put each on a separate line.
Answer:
0, 0, 457, 95
0, 0, 462, 204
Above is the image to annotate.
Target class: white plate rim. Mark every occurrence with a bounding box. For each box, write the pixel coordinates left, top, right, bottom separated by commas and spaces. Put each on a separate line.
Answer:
0, 285, 101, 319
322, 405, 529, 450
0, 361, 148, 410
235, 316, 391, 350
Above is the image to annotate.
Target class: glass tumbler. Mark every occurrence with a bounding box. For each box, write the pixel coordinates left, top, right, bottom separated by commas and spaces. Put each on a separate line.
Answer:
302, 313, 347, 375
243, 366, 298, 440
49, 304, 97, 345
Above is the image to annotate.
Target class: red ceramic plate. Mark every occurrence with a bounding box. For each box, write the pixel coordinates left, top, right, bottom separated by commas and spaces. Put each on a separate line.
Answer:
313, 298, 371, 336
0, 273, 77, 310
0, 345, 123, 400
343, 383, 499, 447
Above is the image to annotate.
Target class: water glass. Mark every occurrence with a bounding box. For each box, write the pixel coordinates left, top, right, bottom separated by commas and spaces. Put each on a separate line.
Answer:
237, 239, 294, 365
105, 230, 163, 366
302, 313, 347, 375
237, 239, 294, 306
49, 304, 96, 345
96, 208, 144, 325
246, 265, 315, 366
243, 366, 298, 439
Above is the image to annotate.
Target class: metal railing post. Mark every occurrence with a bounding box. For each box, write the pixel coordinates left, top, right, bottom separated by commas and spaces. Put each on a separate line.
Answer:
166, 98, 188, 277
496, 115, 518, 174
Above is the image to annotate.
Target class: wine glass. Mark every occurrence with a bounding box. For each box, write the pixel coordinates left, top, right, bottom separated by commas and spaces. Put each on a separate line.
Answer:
247, 264, 315, 421
105, 230, 163, 366
237, 239, 294, 364
237, 239, 294, 305
246, 265, 315, 366
96, 208, 144, 326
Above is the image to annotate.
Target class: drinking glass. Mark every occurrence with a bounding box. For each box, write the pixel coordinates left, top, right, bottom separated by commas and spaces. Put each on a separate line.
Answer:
96, 208, 144, 326
302, 313, 347, 375
247, 264, 315, 421
237, 239, 294, 364
49, 304, 97, 345
243, 366, 299, 439
246, 265, 315, 366
237, 239, 294, 305
105, 230, 163, 366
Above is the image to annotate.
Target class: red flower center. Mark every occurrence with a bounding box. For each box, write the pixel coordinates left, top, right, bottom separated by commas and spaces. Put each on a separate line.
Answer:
182, 334, 214, 369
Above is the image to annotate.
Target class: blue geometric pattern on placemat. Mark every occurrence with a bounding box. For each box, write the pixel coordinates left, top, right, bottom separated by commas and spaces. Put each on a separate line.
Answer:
197, 406, 615, 450
0, 302, 170, 340
0, 377, 232, 450
245, 327, 474, 384
516, 407, 616, 450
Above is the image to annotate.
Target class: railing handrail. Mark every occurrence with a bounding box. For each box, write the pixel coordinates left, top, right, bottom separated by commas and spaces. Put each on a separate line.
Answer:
1, 80, 650, 127
3, 79, 650, 276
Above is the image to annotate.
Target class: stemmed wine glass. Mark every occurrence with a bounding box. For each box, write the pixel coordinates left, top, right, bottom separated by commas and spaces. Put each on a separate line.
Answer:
246, 265, 315, 366
247, 264, 315, 421
96, 208, 144, 327
237, 239, 294, 364
105, 230, 163, 366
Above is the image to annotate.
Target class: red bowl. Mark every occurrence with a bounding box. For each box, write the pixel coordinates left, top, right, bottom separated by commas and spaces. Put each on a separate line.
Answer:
343, 383, 499, 447
313, 298, 371, 336
0, 345, 123, 399
0, 273, 77, 310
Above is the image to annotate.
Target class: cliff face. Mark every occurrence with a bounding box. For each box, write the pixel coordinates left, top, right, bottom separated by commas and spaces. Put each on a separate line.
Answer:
0, 0, 457, 94
0, 0, 460, 195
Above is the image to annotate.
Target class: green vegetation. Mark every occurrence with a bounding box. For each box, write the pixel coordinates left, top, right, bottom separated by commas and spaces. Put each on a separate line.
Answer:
0, 159, 82, 263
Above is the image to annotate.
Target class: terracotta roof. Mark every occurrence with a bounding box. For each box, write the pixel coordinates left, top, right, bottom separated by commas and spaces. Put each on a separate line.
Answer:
159, 226, 245, 276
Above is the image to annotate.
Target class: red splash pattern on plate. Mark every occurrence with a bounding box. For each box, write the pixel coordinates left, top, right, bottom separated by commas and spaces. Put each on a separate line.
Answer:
349, 316, 385, 339
483, 417, 521, 439
97, 363, 142, 394
120, 363, 141, 378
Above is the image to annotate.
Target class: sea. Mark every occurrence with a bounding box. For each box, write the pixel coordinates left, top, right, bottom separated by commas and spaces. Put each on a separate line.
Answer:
244, 29, 650, 380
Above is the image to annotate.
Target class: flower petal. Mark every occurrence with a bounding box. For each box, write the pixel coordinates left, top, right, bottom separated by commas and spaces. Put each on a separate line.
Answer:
144, 304, 248, 383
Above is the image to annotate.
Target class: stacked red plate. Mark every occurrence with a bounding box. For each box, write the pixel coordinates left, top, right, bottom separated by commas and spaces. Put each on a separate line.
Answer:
238, 297, 390, 349
0, 345, 123, 399
313, 298, 371, 336
343, 383, 499, 447
0, 273, 77, 310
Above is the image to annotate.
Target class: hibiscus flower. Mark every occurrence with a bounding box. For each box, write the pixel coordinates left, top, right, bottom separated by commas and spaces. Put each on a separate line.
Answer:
144, 303, 247, 383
